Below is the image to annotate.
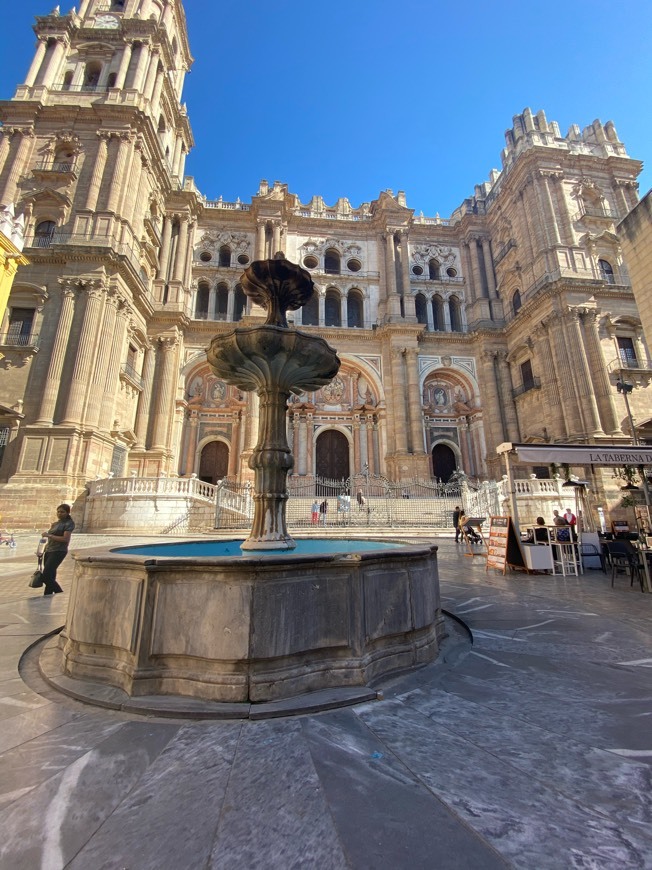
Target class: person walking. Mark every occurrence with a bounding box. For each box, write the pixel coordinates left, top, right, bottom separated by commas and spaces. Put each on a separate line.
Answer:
40, 503, 75, 596
311, 499, 320, 525
453, 506, 462, 542
319, 499, 328, 526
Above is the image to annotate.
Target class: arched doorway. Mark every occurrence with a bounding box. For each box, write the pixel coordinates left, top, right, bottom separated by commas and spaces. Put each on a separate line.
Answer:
431, 443, 457, 482
199, 441, 229, 484
316, 430, 350, 480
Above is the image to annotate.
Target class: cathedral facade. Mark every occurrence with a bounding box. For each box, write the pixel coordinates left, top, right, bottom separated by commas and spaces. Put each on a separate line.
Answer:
0, 0, 649, 527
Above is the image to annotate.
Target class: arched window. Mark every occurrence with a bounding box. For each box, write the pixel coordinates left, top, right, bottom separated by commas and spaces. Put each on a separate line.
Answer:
599, 259, 615, 284
415, 293, 428, 326
106, 71, 117, 88
233, 284, 246, 321
428, 259, 440, 280
512, 289, 522, 315
195, 281, 209, 319
325, 289, 341, 327
83, 61, 102, 90
449, 295, 462, 332
347, 290, 363, 328
157, 115, 166, 139
110, 0, 126, 9
62, 70, 73, 90
432, 295, 444, 331
219, 245, 231, 268
216, 283, 229, 320
324, 249, 340, 274
302, 291, 319, 326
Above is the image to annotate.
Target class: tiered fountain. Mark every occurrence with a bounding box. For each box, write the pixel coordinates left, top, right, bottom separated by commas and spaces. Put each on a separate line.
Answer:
54, 257, 444, 708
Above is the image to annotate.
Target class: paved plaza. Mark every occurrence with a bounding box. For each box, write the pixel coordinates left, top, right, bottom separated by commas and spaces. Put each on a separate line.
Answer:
0, 533, 651, 869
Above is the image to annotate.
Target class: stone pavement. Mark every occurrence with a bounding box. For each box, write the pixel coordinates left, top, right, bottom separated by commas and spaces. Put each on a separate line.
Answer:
0, 533, 651, 869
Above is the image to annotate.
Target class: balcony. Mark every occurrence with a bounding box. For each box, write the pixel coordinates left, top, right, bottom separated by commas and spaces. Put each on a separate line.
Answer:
0, 331, 39, 348
572, 205, 619, 222
34, 161, 76, 174
512, 377, 541, 398
120, 362, 144, 390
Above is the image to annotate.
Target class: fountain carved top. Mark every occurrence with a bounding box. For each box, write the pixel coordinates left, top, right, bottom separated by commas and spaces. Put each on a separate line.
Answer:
241, 253, 313, 329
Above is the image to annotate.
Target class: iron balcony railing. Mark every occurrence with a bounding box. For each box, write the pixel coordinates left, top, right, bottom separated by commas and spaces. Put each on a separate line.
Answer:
512, 376, 541, 398
120, 363, 144, 389
0, 332, 39, 348
34, 161, 75, 173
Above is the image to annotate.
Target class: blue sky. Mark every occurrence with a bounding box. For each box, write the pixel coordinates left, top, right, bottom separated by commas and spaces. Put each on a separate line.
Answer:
2, 1, 651, 217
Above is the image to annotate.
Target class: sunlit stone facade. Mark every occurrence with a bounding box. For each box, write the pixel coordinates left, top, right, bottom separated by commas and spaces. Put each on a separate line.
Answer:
0, 0, 649, 526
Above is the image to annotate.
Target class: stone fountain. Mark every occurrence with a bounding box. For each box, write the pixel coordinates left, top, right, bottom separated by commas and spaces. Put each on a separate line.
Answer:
50, 257, 445, 709
206, 254, 339, 549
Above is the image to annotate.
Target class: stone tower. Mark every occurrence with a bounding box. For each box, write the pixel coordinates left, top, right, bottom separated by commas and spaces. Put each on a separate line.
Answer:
0, 0, 198, 522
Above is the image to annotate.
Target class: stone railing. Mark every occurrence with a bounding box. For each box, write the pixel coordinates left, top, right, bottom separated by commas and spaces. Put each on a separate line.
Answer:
88, 475, 218, 502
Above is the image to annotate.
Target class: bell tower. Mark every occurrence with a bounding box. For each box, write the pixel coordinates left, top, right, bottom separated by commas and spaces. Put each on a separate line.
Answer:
0, 1, 199, 520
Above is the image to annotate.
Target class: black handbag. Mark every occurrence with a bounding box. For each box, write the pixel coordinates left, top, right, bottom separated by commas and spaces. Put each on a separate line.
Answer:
29, 570, 44, 588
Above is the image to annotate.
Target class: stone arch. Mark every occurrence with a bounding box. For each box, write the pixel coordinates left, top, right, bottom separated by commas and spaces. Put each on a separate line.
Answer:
314, 425, 352, 481
430, 438, 461, 482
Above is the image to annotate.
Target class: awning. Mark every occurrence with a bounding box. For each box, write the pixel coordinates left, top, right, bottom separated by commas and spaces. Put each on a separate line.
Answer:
497, 442, 652, 466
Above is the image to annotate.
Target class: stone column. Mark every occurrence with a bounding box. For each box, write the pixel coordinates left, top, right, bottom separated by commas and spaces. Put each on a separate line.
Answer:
341, 293, 348, 328
461, 243, 476, 302
298, 414, 307, 475
255, 222, 266, 260
118, 138, 141, 218
548, 316, 583, 436
85, 133, 109, 212
228, 412, 241, 477
114, 42, 133, 89
183, 413, 198, 476
173, 216, 189, 281
84, 290, 119, 429
372, 418, 381, 474
532, 323, 567, 440
468, 238, 485, 299
318, 292, 325, 327
143, 48, 160, 99
183, 222, 195, 287
399, 231, 411, 297
132, 42, 150, 92
425, 297, 434, 331
208, 286, 216, 320
391, 348, 408, 453
564, 308, 603, 436
481, 238, 497, 298
497, 353, 520, 442
517, 192, 535, 260
0, 129, 34, 205
98, 300, 131, 432
41, 39, 66, 88
134, 343, 156, 448
551, 174, 573, 245
580, 309, 618, 434
106, 133, 132, 214
25, 39, 47, 87
151, 67, 164, 110
272, 221, 281, 254
36, 282, 76, 425
150, 334, 179, 451
405, 349, 425, 454
360, 417, 369, 469
480, 350, 505, 448
62, 281, 106, 426
384, 232, 399, 317
157, 216, 173, 280
352, 419, 361, 473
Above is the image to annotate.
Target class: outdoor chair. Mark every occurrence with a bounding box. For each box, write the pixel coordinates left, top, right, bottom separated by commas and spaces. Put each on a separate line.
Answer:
580, 543, 605, 573
606, 541, 644, 592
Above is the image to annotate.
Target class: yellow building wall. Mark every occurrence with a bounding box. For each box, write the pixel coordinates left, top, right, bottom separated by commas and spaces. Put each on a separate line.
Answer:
0, 231, 29, 326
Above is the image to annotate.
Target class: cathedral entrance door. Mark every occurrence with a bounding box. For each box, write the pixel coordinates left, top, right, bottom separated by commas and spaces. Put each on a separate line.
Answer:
199, 440, 229, 484
316, 430, 350, 480
432, 443, 456, 482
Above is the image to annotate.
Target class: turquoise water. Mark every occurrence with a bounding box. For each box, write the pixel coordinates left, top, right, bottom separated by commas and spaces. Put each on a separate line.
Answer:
115, 539, 403, 558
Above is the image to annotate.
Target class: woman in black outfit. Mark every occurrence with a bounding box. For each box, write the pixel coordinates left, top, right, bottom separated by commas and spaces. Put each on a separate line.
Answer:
41, 504, 75, 595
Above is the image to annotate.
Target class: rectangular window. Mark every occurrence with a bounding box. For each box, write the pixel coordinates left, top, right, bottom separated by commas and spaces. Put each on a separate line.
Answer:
0, 427, 9, 467
520, 359, 535, 390
5, 308, 34, 345
617, 337, 638, 368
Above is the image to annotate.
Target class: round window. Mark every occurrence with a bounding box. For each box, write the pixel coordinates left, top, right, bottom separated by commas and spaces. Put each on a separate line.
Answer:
303, 256, 318, 269
237, 254, 249, 265
199, 251, 212, 262
412, 265, 424, 276
446, 267, 457, 278
347, 258, 361, 272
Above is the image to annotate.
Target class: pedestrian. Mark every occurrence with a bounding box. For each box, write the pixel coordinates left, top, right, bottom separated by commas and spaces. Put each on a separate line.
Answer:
564, 507, 576, 526
552, 510, 567, 526
356, 490, 366, 510
453, 505, 461, 542
40, 503, 75, 596
319, 499, 328, 526
459, 510, 481, 543
311, 499, 320, 525
402, 489, 410, 499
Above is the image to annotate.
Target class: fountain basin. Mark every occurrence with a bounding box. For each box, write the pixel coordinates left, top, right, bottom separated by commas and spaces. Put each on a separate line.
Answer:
61, 540, 444, 703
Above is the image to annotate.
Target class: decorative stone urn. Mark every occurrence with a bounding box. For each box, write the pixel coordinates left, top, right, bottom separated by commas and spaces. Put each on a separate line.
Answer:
207, 255, 340, 549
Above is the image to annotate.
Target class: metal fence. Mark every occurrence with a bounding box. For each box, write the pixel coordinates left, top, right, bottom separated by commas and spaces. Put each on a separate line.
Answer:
214, 474, 466, 530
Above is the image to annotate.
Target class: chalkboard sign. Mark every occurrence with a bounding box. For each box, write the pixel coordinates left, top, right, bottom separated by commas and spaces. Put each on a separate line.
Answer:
486, 516, 526, 573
